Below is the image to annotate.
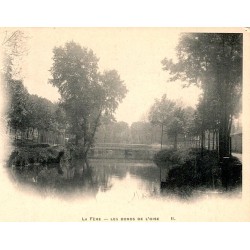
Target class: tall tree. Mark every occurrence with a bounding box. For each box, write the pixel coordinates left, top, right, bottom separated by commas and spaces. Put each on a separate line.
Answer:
166, 107, 186, 150
148, 94, 175, 149
7, 79, 30, 132
1, 30, 29, 134
49, 41, 127, 167
162, 33, 242, 158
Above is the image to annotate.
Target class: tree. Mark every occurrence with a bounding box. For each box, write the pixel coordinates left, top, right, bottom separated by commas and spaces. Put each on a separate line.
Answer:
130, 121, 153, 144
112, 121, 130, 143
193, 92, 220, 153
27, 95, 55, 131
1, 30, 29, 134
162, 33, 242, 159
96, 121, 130, 144
166, 107, 185, 150
54, 105, 67, 131
148, 94, 175, 149
6, 80, 65, 143
49, 41, 127, 167
182, 106, 195, 136
7, 79, 30, 132
149, 94, 195, 150
2, 30, 70, 145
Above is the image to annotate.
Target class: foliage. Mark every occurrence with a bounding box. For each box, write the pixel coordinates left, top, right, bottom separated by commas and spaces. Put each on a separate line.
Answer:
95, 120, 166, 145
130, 121, 153, 144
149, 94, 194, 149
166, 107, 185, 149
7, 79, 30, 131
162, 33, 243, 158
153, 148, 195, 167
6, 78, 66, 134
182, 106, 195, 136
97, 121, 130, 144
8, 144, 64, 168
27, 94, 56, 130
49, 41, 127, 164
2, 30, 66, 137
148, 94, 175, 127
156, 149, 241, 193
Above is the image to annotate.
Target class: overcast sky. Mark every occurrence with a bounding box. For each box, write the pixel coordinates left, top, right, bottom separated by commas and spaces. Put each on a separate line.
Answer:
20, 28, 201, 125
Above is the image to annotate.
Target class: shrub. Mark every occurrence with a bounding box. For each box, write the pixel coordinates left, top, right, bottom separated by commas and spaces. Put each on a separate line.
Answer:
155, 148, 242, 191
8, 144, 65, 168
153, 148, 196, 168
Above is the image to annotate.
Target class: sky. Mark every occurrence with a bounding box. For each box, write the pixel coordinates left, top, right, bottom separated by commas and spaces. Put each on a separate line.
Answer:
19, 28, 202, 125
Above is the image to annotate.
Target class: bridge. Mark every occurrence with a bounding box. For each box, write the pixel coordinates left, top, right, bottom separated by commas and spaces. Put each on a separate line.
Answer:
89, 143, 162, 160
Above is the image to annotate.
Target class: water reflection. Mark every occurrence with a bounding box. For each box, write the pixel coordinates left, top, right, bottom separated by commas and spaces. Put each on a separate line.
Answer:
92, 160, 161, 202
11, 158, 239, 201
11, 158, 161, 200
85, 159, 161, 201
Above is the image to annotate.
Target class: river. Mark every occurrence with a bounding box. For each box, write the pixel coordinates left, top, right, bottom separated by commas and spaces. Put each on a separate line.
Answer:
11, 157, 241, 202
87, 159, 161, 202
4, 157, 243, 222
59, 158, 162, 200
11, 158, 162, 199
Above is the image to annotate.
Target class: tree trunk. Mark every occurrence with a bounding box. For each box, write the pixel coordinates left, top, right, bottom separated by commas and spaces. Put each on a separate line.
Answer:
201, 130, 205, 157
212, 130, 215, 150
216, 129, 219, 155
32, 127, 34, 141
81, 151, 90, 178
208, 130, 211, 150
75, 134, 81, 146
160, 123, 164, 150
217, 38, 231, 160
218, 116, 230, 159
26, 128, 29, 140
84, 157, 90, 169
173, 133, 178, 150
37, 130, 39, 143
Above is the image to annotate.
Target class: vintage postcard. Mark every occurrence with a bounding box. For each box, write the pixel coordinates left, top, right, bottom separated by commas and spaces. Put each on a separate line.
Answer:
0, 27, 249, 221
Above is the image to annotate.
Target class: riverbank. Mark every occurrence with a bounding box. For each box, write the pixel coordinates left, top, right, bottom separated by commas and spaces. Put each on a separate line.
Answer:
154, 148, 242, 196
7, 141, 65, 169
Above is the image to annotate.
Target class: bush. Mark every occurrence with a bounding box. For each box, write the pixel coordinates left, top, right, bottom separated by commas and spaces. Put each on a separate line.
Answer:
8, 145, 65, 169
154, 148, 241, 191
153, 148, 196, 168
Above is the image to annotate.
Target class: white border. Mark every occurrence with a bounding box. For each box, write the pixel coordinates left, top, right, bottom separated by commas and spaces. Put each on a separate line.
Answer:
0, 1, 249, 250
0, 0, 249, 27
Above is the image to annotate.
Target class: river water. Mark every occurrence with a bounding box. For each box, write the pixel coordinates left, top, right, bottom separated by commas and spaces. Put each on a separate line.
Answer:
87, 159, 161, 202
11, 157, 241, 202
61, 158, 162, 201
5, 157, 243, 222
12, 158, 166, 200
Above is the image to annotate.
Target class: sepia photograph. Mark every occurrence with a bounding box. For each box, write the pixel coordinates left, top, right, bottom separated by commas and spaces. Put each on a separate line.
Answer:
0, 27, 249, 222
